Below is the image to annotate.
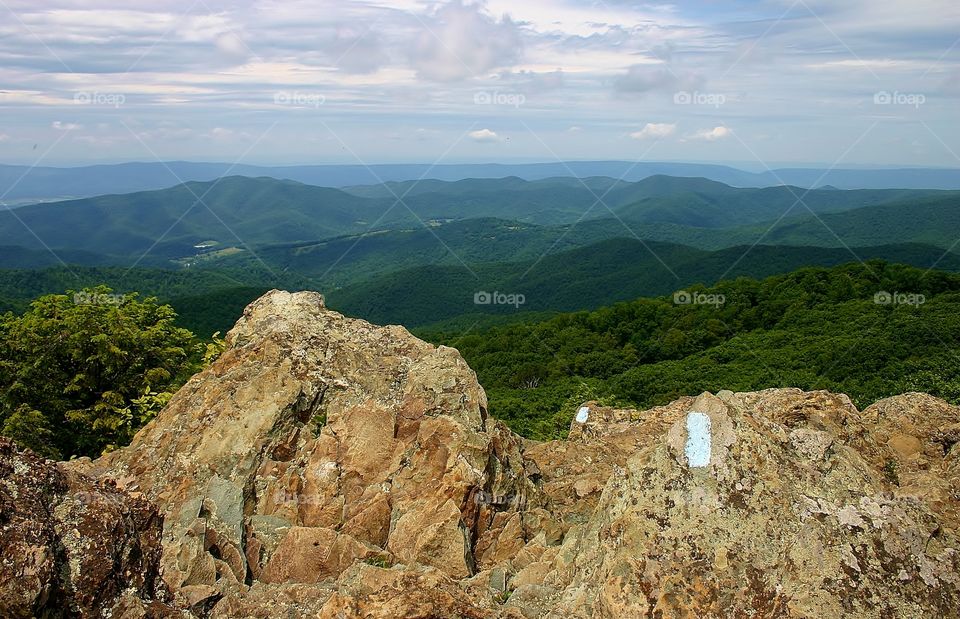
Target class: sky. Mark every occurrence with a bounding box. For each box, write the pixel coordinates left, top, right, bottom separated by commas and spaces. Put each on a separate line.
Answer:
1, 0, 958, 168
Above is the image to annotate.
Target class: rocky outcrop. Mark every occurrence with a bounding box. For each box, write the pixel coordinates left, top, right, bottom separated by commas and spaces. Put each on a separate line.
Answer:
72, 290, 534, 614
0, 438, 177, 618
520, 389, 960, 618
26, 291, 960, 617
523, 398, 693, 539
858, 393, 960, 531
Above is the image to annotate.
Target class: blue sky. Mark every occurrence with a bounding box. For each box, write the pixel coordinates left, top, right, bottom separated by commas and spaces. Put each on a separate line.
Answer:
1, 0, 958, 168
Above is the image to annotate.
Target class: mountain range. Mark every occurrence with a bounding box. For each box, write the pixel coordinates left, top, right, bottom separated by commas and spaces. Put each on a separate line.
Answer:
1, 172, 959, 336
2, 175, 957, 265
3, 160, 960, 204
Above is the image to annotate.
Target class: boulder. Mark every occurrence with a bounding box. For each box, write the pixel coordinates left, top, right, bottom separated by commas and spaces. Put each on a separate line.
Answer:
0, 438, 178, 617
72, 290, 532, 605
858, 393, 960, 531
533, 390, 960, 617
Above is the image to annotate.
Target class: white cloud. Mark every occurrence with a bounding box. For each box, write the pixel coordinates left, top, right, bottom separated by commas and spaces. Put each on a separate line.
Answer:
499, 69, 565, 93
688, 126, 732, 142
134, 125, 194, 142
1, 0, 958, 166
941, 69, 960, 95
614, 65, 676, 94
0, 134, 8, 142
409, 1, 523, 81
614, 64, 702, 96
790, 0, 960, 35
469, 128, 501, 142
320, 27, 388, 74
630, 123, 676, 140
214, 32, 251, 63
201, 127, 251, 140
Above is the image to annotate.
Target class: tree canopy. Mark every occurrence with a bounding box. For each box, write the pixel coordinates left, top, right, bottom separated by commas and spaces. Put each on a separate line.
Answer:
432, 261, 960, 439
0, 286, 201, 458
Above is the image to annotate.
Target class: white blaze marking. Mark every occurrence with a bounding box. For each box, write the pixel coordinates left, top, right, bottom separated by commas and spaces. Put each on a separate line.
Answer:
575, 406, 590, 423
685, 412, 712, 467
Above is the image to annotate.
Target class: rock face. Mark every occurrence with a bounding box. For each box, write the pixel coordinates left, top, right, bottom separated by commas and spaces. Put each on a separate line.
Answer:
530, 390, 960, 618
0, 438, 175, 618
27, 290, 960, 617
73, 290, 533, 614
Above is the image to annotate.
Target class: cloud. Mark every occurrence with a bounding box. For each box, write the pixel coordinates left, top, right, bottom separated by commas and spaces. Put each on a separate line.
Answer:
614, 65, 676, 94
630, 123, 676, 140
385, 127, 441, 142
1, 0, 959, 166
469, 128, 501, 142
310, 26, 390, 74
409, 1, 524, 81
201, 127, 251, 140
214, 32, 252, 64
0, 134, 8, 142
688, 126, 732, 142
614, 64, 702, 96
499, 69, 565, 93
941, 69, 960, 95
130, 122, 195, 142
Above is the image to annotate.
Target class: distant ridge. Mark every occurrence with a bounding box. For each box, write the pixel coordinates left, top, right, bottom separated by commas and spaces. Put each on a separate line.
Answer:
2, 175, 953, 265
2, 160, 959, 202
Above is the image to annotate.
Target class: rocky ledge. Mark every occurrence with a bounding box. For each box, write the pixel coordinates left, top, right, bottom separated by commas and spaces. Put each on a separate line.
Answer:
2, 290, 958, 618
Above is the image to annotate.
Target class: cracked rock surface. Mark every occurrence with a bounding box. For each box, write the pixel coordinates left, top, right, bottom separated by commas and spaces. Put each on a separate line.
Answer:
70, 290, 533, 615
0, 438, 180, 618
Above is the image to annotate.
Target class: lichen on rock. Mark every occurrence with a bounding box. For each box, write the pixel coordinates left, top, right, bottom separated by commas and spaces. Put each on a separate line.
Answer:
0, 438, 178, 618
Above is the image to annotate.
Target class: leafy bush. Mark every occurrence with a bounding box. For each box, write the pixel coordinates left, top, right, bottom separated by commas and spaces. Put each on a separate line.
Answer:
0, 286, 199, 458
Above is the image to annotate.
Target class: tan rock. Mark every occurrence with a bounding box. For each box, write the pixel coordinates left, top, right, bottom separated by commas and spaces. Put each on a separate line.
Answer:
512, 560, 552, 589
0, 438, 175, 617
475, 511, 526, 569
319, 564, 497, 619
210, 582, 336, 618
389, 498, 472, 578
260, 526, 376, 584
857, 393, 960, 530
536, 391, 960, 618
73, 290, 533, 594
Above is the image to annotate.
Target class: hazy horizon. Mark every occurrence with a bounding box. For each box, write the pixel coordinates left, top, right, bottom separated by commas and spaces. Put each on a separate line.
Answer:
3, 158, 960, 172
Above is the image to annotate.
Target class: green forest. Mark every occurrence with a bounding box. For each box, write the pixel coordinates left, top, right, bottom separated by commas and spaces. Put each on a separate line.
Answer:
428, 261, 960, 439
0, 287, 224, 459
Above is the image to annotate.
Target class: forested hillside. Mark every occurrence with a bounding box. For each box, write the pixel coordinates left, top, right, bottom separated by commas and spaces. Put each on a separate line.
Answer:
327, 241, 960, 327
430, 262, 960, 439
3, 176, 957, 267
